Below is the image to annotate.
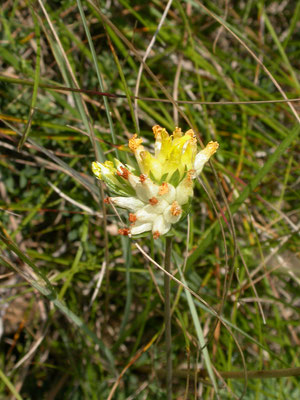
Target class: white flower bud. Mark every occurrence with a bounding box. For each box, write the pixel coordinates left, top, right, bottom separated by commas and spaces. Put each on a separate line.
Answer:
163, 201, 182, 224
110, 197, 144, 211
131, 221, 153, 235
152, 215, 171, 237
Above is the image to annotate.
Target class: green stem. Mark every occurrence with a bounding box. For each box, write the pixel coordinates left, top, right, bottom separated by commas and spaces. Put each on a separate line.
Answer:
164, 236, 173, 399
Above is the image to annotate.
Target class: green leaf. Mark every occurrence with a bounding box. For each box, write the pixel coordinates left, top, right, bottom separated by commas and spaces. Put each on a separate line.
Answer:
159, 172, 169, 184
168, 169, 181, 187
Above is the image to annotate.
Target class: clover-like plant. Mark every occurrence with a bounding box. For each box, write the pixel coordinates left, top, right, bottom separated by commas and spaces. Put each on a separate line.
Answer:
92, 125, 219, 238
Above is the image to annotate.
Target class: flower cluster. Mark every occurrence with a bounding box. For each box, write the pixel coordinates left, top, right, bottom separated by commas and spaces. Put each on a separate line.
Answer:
92, 125, 219, 239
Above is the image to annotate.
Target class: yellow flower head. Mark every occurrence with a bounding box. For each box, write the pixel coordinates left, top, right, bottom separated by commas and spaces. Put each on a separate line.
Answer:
92, 126, 219, 238
129, 126, 198, 184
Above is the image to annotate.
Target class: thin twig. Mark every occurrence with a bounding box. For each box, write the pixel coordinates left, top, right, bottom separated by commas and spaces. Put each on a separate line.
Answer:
48, 181, 101, 217
2, 75, 300, 105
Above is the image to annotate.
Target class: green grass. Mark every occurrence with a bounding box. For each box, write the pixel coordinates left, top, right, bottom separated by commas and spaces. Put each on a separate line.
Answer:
0, 1, 299, 399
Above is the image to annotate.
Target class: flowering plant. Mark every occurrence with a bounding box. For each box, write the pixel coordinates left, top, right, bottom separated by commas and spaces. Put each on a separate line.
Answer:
92, 125, 218, 239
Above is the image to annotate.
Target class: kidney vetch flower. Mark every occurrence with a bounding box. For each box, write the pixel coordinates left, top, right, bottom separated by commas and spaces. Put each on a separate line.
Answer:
92, 125, 219, 239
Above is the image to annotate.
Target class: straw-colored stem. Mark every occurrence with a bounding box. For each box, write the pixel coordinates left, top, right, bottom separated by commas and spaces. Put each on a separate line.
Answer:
164, 236, 173, 399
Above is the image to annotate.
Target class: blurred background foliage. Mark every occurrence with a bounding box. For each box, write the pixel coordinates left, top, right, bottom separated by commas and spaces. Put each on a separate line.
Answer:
0, 0, 299, 399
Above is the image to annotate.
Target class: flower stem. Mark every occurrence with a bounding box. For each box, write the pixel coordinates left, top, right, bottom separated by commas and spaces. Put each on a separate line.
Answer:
164, 236, 173, 399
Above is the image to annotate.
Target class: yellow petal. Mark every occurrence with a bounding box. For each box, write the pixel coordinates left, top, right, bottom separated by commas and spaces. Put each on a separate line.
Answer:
165, 135, 193, 177
194, 141, 219, 175
181, 136, 197, 170
153, 125, 172, 162
202, 141, 219, 157
140, 151, 162, 181
172, 127, 183, 139
92, 161, 102, 179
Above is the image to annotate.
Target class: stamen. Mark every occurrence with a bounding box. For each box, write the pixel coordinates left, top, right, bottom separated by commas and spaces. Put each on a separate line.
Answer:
185, 128, 195, 138
129, 134, 143, 152
159, 182, 169, 195
187, 169, 195, 182
139, 174, 146, 183
152, 125, 163, 138
117, 166, 129, 180
149, 197, 158, 205
153, 231, 160, 239
171, 201, 182, 216
104, 197, 111, 204
118, 228, 130, 236
129, 213, 137, 223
